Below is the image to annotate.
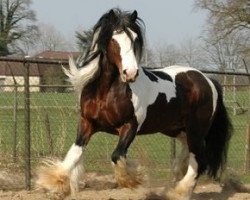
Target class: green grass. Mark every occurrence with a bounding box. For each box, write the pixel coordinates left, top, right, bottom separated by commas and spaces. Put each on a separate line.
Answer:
0, 92, 77, 107
0, 90, 250, 184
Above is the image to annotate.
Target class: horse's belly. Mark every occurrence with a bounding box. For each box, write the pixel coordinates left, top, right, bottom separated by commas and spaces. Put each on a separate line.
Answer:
137, 111, 185, 136
134, 93, 186, 136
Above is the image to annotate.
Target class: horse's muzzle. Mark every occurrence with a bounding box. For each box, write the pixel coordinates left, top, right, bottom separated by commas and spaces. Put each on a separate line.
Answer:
122, 69, 139, 82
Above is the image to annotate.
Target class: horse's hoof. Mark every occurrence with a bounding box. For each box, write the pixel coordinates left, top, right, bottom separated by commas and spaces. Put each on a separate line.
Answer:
165, 183, 193, 200
36, 159, 70, 198
113, 157, 147, 188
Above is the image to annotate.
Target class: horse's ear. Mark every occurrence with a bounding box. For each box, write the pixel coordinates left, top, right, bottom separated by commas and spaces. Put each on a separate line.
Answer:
130, 10, 138, 22
108, 9, 116, 18
107, 9, 117, 22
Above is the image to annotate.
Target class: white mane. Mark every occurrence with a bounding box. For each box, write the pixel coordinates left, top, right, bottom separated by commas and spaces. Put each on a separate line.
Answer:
63, 29, 101, 98
63, 55, 100, 97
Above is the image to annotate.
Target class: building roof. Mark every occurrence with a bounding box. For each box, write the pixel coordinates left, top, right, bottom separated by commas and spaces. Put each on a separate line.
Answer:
0, 61, 39, 76
34, 51, 81, 60
0, 51, 81, 76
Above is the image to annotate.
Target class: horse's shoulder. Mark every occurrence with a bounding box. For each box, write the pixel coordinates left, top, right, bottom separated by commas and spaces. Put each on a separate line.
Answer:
142, 65, 199, 73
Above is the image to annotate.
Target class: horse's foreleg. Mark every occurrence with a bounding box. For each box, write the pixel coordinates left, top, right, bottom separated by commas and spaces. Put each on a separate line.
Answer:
62, 140, 84, 195
36, 117, 93, 197
65, 117, 93, 195
111, 118, 145, 188
36, 143, 83, 197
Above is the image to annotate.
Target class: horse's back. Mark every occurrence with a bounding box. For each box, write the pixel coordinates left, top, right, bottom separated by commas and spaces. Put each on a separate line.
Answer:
145, 65, 202, 78
160, 65, 218, 115
145, 65, 217, 104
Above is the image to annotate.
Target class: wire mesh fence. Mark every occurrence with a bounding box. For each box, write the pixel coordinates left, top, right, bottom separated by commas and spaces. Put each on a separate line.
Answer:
0, 57, 250, 190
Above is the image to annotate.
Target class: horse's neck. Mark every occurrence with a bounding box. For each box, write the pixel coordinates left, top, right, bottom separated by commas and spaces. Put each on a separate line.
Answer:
87, 58, 120, 97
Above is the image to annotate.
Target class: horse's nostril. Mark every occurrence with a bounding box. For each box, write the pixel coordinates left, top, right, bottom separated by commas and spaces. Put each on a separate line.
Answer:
136, 70, 139, 77
123, 69, 127, 75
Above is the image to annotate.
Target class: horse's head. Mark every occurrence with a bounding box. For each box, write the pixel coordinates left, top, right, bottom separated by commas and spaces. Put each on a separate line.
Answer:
93, 9, 144, 83
108, 27, 138, 82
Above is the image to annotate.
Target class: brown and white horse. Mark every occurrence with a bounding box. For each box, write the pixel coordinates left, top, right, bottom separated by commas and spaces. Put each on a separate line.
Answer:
36, 9, 232, 200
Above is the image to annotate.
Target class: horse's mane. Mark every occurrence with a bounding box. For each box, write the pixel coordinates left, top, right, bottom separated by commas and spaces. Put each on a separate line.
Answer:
63, 8, 145, 98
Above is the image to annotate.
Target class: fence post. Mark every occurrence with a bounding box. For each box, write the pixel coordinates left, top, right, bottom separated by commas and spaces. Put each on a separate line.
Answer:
244, 124, 250, 174
24, 61, 31, 190
170, 138, 176, 165
233, 75, 236, 115
44, 112, 54, 155
13, 84, 18, 162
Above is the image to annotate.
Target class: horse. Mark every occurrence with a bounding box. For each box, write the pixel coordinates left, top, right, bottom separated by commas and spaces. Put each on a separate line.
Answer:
36, 8, 232, 200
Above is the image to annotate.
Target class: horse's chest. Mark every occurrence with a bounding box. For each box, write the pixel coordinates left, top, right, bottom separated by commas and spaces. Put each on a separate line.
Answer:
83, 94, 134, 128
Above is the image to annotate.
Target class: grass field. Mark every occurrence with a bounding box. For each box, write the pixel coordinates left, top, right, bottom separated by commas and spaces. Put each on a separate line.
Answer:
0, 89, 249, 184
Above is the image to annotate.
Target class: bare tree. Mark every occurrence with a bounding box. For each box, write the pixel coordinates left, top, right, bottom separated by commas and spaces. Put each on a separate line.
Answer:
142, 47, 156, 67
194, 0, 250, 39
10, 26, 39, 55
139, 39, 156, 67
154, 44, 181, 67
179, 37, 206, 68
35, 23, 74, 52
0, 0, 37, 56
202, 31, 246, 71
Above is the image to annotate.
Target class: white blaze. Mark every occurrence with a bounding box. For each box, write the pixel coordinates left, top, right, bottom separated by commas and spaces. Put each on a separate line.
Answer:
112, 29, 138, 80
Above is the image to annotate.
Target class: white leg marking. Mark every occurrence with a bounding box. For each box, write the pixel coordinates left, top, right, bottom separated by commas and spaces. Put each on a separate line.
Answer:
177, 153, 198, 188
166, 153, 198, 200
62, 144, 84, 194
62, 144, 83, 171
70, 155, 84, 195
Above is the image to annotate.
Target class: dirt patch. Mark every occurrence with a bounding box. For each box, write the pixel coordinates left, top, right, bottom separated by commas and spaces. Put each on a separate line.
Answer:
0, 172, 250, 200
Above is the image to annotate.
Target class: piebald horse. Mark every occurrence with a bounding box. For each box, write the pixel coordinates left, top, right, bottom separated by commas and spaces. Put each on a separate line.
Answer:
36, 9, 231, 200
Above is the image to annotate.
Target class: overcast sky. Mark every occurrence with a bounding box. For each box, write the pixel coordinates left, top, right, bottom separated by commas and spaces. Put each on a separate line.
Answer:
31, 0, 207, 47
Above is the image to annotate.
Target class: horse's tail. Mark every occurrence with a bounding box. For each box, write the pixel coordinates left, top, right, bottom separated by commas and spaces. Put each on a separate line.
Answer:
205, 79, 232, 179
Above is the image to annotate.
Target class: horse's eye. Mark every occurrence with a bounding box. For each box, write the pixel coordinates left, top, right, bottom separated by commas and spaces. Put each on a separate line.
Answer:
133, 38, 139, 52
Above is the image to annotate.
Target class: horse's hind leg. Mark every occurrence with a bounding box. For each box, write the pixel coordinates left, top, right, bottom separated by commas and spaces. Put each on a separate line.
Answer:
167, 125, 208, 200
173, 132, 189, 182
169, 152, 198, 199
